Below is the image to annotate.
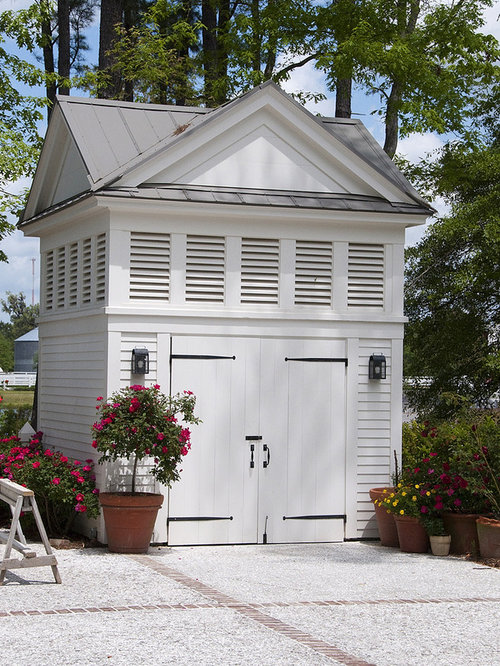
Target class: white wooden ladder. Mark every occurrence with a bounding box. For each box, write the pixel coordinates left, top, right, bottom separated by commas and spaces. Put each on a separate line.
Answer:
0, 479, 62, 585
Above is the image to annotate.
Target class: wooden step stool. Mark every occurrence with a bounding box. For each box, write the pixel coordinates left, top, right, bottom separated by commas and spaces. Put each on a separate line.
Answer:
0, 479, 62, 585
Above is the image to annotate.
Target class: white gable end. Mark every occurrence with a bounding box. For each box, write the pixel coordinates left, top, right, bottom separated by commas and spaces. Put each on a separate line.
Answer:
168, 127, 341, 193
144, 107, 381, 198
51, 139, 89, 207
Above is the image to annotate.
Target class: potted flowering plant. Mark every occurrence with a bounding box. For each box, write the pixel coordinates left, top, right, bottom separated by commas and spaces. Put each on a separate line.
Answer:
91, 384, 200, 553
376, 482, 430, 552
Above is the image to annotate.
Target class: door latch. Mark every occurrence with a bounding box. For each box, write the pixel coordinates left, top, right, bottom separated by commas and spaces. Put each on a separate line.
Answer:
250, 444, 255, 468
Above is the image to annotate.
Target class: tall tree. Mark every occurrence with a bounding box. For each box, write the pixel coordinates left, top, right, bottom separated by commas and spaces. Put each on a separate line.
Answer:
403, 86, 500, 416
316, 0, 499, 157
0, 5, 47, 261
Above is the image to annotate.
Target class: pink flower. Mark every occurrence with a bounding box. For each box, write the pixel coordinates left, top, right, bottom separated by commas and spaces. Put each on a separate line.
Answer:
91, 440, 98, 448
181, 446, 188, 456
83, 465, 92, 472
454, 498, 462, 506
44, 449, 53, 457
75, 493, 84, 501
184, 390, 193, 395
157, 433, 164, 441
162, 446, 168, 454
154, 384, 160, 389
75, 503, 87, 512
31, 460, 40, 468
76, 477, 85, 484
97, 396, 103, 401
430, 452, 437, 457
60, 455, 68, 463
92, 488, 100, 495
420, 506, 429, 513
52, 477, 61, 485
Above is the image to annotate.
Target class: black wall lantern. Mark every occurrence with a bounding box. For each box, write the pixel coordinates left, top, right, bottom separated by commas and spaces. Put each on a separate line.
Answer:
369, 354, 386, 380
131, 347, 150, 375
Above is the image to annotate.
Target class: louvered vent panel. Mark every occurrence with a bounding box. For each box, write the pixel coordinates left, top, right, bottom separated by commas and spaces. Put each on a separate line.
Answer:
130, 232, 170, 301
45, 250, 54, 311
348, 243, 385, 308
294, 240, 333, 306
95, 233, 107, 302
241, 238, 280, 304
56, 246, 66, 309
69, 243, 78, 306
186, 235, 225, 303
82, 238, 92, 304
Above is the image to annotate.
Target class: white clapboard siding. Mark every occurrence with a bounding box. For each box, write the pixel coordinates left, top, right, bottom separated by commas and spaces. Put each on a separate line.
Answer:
347, 243, 385, 309
38, 333, 106, 461
130, 232, 170, 301
355, 340, 392, 537
186, 235, 225, 303
294, 240, 333, 306
116, 333, 160, 492
240, 237, 280, 304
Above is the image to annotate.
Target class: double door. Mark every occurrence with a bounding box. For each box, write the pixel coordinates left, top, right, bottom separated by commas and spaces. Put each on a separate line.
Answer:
167, 336, 346, 545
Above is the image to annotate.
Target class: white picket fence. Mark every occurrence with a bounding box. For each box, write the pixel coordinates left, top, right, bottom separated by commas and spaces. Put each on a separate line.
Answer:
0, 373, 37, 389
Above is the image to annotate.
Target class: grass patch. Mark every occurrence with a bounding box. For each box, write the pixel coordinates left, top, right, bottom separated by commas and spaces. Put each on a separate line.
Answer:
0, 391, 34, 409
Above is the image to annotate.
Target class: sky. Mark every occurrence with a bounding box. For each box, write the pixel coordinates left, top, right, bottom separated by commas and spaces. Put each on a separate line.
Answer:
0, 0, 498, 321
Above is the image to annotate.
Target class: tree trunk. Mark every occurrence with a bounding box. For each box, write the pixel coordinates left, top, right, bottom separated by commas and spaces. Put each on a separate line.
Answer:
202, 0, 218, 104
335, 77, 352, 118
98, 0, 124, 98
383, 81, 402, 158
57, 0, 71, 95
41, 6, 56, 118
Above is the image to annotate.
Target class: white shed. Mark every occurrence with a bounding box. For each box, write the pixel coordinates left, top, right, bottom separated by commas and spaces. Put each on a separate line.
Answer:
20, 82, 430, 545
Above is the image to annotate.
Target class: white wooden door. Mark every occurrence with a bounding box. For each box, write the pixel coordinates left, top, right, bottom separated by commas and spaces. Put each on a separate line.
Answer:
258, 339, 346, 543
168, 336, 346, 545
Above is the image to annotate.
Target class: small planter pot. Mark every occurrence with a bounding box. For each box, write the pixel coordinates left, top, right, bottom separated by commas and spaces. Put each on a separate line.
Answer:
369, 487, 399, 548
476, 516, 500, 559
429, 534, 451, 557
99, 492, 163, 554
394, 515, 429, 553
442, 512, 480, 556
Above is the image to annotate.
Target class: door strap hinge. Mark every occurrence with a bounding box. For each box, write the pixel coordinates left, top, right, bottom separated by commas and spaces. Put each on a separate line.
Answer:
282, 514, 347, 522
285, 357, 348, 366
171, 354, 236, 360
168, 516, 233, 522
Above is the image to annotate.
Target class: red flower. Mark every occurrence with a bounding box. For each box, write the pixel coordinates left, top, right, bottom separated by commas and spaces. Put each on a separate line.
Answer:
32, 461, 40, 468
60, 455, 68, 463
75, 493, 85, 501
91, 440, 98, 448
52, 477, 61, 485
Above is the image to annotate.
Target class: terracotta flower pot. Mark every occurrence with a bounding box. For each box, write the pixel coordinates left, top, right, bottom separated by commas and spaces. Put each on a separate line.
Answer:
369, 487, 399, 547
99, 492, 163, 553
442, 512, 480, 556
429, 534, 451, 557
476, 516, 500, 559
394, 515, 429, 553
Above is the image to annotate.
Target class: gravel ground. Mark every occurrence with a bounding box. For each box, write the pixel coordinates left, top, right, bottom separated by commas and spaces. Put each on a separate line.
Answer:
1, 539, 500, 665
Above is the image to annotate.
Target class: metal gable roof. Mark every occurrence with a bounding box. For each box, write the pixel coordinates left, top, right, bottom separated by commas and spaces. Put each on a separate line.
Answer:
21, 82, 433, 224
56, 95, 211, 187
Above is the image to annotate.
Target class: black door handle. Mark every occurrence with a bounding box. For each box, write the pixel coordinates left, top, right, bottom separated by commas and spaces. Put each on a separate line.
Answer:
263, 444, 270, 468
250, 444, 255, 468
